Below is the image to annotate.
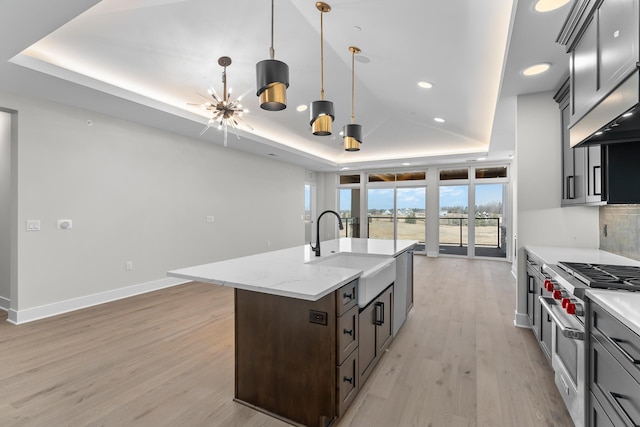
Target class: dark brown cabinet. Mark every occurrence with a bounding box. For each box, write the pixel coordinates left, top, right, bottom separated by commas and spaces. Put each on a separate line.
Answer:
359, 285, 393, 386
235, 280, 360, 427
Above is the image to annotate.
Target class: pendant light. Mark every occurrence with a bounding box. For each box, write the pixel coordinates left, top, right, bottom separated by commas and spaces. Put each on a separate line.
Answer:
310, 2, 334, 136
343, 46, 362, 151
256, 0, 289, 111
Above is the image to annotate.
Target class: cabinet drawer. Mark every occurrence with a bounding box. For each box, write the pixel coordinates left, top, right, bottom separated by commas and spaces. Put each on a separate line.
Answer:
336, 280, 358, 316
337, 348, 358, 417
590, 391, 620, 427
591, 338, 640, 427
591, 303, 640, 385
337, 304, 359, 365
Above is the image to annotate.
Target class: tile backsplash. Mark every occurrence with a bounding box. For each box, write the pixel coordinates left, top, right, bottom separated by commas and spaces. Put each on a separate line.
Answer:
600, 205, 640, 261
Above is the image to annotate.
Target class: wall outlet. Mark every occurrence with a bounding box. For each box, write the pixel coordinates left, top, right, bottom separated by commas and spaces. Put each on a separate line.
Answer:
57, 219, 73, 229
125, 261, 133, 271
26, 220, 41, 231
206, 216, 215, 223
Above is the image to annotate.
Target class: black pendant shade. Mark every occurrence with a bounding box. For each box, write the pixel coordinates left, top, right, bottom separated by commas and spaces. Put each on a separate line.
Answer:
256, 59, 289, 111
343, 123, 362, 151
310, 99, 334, 135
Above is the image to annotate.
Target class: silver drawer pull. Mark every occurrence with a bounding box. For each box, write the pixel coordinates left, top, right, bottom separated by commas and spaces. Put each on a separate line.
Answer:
609, 337, 640, 365
609, 392, 640, 427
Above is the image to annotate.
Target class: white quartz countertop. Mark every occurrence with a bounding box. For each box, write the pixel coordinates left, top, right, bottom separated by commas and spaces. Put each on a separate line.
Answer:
168, 238, 417, 301
525, 245, 640, 267
586, 289, 640, 337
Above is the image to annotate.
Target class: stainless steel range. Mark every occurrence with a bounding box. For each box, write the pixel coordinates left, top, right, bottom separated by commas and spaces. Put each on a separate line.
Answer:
541, 262, 640, 427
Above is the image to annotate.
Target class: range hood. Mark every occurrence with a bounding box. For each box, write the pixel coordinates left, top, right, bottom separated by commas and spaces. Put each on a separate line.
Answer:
570, 69, 640, 148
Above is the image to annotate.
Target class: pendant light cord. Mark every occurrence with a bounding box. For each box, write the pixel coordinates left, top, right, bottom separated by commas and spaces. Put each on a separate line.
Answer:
320, 10, 325, 100
269, 0, 275, 60
351, 50, 355, 123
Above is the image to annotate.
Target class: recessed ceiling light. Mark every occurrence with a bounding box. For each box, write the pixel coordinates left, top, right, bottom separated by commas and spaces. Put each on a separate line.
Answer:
434, 117, 445, 123
296, 104, 308, 112
534, 0, 571, 12
402, 162, 411, 166
595, 131, 604, 135
523, 63, 551, 76
418, 81, 433, 89
477, 157, 486, 161
340, 167, 350, 170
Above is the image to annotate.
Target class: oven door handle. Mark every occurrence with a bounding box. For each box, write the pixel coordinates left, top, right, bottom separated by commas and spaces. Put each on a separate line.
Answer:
539, 297, 585, 341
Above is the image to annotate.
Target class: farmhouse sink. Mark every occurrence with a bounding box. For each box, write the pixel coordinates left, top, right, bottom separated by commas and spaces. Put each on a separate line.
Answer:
309, 253, 396, 307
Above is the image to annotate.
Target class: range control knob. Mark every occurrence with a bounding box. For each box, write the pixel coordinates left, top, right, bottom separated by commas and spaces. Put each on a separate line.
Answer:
565, 302, 584, 316
553, 290, 566, 300
544, 280, 555, 292
562, 298, 571, 308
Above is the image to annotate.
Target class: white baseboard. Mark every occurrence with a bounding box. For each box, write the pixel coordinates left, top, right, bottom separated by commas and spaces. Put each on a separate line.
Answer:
513, 311, 531, 329
0, 296, 9, 312
6, 277, 189, 325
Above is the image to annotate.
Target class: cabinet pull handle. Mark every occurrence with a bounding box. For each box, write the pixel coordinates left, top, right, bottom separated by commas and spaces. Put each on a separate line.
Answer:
343, 292, 353, 300
566, 175, 575, 199
593, 165, 601, 196
609, 391, 639, 427
343, 376, 354, 385
528, 275, 535, 294
375, 301, 384, 326
609, 337, 640, 365
343, 328, 353, 336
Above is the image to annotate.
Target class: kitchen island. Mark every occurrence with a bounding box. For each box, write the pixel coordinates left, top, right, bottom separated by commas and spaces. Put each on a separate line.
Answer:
168, 238, 417, 427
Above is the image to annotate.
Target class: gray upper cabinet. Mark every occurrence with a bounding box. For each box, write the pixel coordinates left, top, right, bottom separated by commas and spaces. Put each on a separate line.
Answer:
555, 79, 602, 206
559, 0, 640, 128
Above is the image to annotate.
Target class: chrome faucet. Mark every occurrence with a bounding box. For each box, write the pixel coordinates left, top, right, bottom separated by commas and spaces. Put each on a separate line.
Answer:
310, 210, 344, 257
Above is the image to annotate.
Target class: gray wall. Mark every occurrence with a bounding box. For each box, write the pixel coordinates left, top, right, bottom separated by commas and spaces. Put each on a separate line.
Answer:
3, 91, 305, 316
514, 91, 600, 325
600, 205, 640, 261
0, 111, 10, 308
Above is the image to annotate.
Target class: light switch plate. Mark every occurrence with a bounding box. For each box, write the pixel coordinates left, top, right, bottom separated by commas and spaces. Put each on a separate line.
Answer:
26, 220, 41, 231
206, 216, 215, 223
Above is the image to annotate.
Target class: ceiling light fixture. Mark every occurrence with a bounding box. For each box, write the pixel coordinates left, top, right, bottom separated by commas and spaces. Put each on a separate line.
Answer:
418, 81, 433, 89
310, 2, 335, 136
190, 56, 252, 146
522, 62, 551, 76
344, 46, 363, 152
534, 0, 571, 12
434, 117, 445, 123
296, 104, 308, 112
256, 0, 289, 111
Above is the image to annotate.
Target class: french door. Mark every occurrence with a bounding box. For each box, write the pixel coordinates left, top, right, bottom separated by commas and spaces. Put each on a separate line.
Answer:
367, 186, 425, 243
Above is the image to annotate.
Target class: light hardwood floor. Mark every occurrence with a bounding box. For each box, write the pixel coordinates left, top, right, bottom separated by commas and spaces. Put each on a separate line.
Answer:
0, 256, 573, 426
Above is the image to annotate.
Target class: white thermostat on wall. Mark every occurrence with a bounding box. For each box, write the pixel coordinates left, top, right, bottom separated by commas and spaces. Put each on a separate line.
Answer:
57, 220, 73, 229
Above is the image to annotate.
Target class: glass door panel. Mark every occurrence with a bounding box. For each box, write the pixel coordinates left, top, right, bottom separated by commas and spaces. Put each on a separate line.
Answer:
439, 185, 468, 255
367, 188, 395, 239
339, 188, 361, 238
474, 183, 506, 258
396, 187, 426, 243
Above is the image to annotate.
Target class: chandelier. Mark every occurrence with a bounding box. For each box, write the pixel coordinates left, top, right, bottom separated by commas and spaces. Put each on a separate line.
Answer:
191, 56, 253, 146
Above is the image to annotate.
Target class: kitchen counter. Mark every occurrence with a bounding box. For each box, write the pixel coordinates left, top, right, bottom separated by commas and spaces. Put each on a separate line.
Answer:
586, 289, 640, 337
525, 245, 640, 267
168, 238, 417, 301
